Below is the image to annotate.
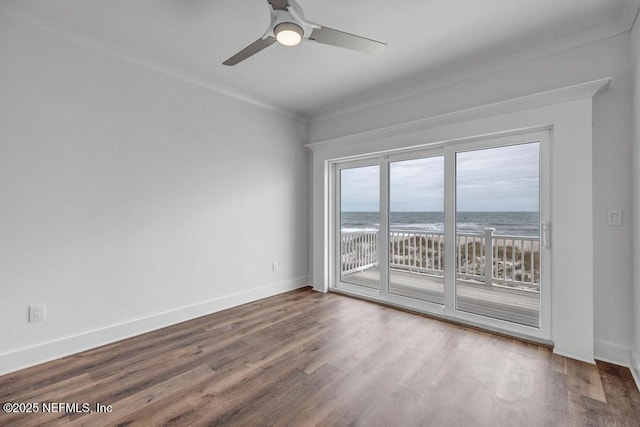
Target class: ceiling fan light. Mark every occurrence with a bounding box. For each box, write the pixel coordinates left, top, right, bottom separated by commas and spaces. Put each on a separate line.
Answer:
274, 22, 303, 46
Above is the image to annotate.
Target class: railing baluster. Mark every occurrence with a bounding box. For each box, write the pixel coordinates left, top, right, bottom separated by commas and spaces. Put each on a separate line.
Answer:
528, 240, 532, 285
432, 234, 436, 271
370, 231, 373, 267
364, 232, 368, 267
345, 234, 349, 272
471, 236, 475, 276
403, 233, 407, 267
499, 237, 503, 281
350, 234, 354, 271
344, 234, 348, 272
405, 233, 408, 267
523, 239, 527, 284
344, 236, 353, 270
465, 236, 469, 276
345, 234, 348, 272
394, 232, 398, 267
461, 235, 465, 276
428, 235, 432, 270
531, 240, 535, 284
457, 235, 461, 275
390, 232, 394, 266
361, 232, 364, 268
512, 238, 515, 283
348, 234, 351, 272
360, 232, 364, 269
520, 238, 524, 284
438, 235, 442, 272
493, 239, 500, 278
483, 228, 495, 287
405, 233, 408, 268
341, 234, 344, 272
368, 231, 372, 267
349, 233, 352, 272
428, 234, 432, 270
373, 231, 376, 265
412, 234, 415, 269
350, 233, 354, 272
365, 232, 368, 266
371, 231, 374, 266
502, 237, 506, 280
351, 232, 355, 272
363, 232, 366, 268
457, 235, 461, 276
391, 233, 397, 270
352, 233, 356, 271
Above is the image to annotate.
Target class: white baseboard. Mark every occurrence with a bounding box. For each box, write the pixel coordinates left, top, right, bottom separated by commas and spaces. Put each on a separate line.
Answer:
594, 339, 631, 366
0, 276, 310, 377
631, 351, 640, 392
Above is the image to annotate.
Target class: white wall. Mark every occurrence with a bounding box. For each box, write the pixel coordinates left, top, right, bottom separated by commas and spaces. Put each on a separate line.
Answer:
631, 18, 640, 385
310, 33, 634, 365
0, 16, 309, 375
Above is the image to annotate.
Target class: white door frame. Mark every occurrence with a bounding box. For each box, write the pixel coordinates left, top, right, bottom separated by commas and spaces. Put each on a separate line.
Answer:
329, 129, 552, 342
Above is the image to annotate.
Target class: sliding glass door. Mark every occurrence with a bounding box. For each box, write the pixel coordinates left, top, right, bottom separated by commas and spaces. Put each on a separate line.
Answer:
338, 162, 381, 291
454, 142, 541, 328
332, 131, 550, 339
388, 155, 445, 305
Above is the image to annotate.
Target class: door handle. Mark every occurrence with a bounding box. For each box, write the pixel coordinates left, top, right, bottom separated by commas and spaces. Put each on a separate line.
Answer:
542, 222, 551, 248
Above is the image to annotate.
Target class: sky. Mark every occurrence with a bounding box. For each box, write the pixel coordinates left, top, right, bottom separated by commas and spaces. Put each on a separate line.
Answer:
340, 142, 539, 212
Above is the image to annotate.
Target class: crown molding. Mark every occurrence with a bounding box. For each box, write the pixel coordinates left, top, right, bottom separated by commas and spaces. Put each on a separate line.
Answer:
0, 11, 309, 124
306, 77, 611, 152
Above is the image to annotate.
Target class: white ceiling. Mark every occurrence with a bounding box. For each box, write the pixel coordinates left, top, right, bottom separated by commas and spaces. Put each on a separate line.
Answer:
1, 0, 638, 118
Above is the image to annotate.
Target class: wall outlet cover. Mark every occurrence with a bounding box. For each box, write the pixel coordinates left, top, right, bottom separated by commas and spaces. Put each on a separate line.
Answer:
29, 304, 46, 323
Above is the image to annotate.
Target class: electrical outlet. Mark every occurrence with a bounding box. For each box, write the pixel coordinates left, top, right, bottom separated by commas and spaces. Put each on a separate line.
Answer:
29, 304, 46, 323
272, 261, 279, 272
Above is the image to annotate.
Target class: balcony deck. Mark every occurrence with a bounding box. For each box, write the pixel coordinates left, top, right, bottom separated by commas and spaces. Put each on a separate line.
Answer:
342, 267, 540, 328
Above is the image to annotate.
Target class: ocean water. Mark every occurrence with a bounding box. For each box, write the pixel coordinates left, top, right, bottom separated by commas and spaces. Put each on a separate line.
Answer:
341, 211, 539, 237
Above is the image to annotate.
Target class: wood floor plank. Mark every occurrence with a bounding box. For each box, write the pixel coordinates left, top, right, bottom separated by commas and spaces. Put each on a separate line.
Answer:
596, 361, 640, 427
1, 287, 639, 426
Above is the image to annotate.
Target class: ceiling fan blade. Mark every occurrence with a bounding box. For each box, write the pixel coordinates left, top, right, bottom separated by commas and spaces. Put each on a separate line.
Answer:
223, 36, 277, 66
309, 26, 386, 55
267, 0, 289, 11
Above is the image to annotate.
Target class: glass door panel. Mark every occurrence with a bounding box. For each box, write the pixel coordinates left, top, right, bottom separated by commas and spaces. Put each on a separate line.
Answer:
455, 143, 541, 327
388, 156, 444, 304
339, 165, 381, 290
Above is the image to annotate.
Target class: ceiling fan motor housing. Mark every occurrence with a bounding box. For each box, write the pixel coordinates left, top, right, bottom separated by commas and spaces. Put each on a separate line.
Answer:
268, 7, 315, 39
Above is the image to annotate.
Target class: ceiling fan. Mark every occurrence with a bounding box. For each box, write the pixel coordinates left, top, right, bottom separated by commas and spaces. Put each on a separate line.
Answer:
223, 0, 387, 66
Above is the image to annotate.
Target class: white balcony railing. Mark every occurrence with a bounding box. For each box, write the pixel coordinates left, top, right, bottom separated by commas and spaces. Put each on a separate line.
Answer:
341, 228, 540, 291
340, 230, 380, 274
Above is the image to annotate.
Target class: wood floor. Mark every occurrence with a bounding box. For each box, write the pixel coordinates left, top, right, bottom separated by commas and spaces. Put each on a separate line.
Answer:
1, 288, 639, 426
